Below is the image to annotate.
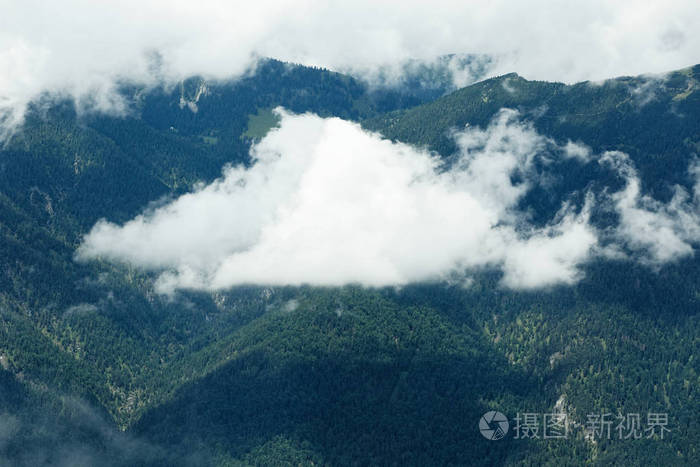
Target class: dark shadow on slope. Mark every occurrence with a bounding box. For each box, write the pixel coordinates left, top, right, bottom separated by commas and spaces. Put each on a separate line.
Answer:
131, 294, 546, 466
134, 350, 534, 465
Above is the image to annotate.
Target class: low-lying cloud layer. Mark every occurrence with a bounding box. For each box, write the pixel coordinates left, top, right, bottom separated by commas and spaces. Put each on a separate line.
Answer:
2, 1, 700, 137
77, 109, 598, 293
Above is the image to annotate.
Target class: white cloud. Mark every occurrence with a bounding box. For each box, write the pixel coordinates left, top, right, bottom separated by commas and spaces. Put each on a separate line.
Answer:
629, 76, 667, 107
64, 303, 99, 317
601, 151, 700, 264
501, 202, 595, 289
2, 1, 700, 136
450, 109, 547, 219
691, 159, 700, 202
77, 109, 597, 293
348, 54, 492, 91
563, 141, 593, 163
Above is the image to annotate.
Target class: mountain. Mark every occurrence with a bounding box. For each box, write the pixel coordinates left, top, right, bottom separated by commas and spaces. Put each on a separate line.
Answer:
365, 65, 700, 195
1, 61, 699, 465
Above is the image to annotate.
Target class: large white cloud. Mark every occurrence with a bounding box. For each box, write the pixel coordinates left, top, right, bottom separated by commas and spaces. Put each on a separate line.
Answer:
77, 109, 597, 292
2, 0, 700, 136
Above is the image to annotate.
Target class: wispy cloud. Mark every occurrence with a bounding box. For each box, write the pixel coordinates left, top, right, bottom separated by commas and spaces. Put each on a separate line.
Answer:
600, 151, 700, 264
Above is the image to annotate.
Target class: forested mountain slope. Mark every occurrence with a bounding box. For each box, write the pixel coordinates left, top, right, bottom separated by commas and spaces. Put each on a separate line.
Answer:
1, 61, 699, 465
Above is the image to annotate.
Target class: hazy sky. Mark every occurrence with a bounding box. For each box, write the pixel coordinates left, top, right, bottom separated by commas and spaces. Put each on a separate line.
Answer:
2, 0, 699, 133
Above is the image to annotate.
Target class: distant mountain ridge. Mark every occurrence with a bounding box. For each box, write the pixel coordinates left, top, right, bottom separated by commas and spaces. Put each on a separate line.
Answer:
365, 64, 700, 195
